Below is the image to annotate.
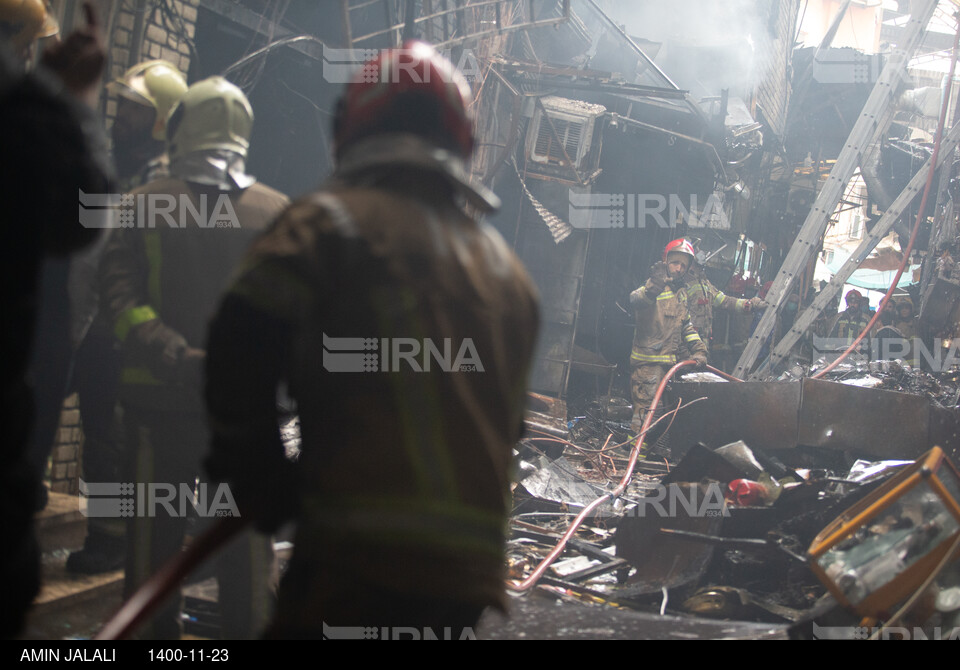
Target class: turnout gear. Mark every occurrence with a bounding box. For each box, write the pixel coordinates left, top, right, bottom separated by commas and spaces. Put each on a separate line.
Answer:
683, 263, 751, 347
100, 78, 287, 638
646, 261, 669, 296
830, 295, 871, 350
205, 45, 539, 637
166, 76, 253, 161
72, 60, 186, 568
206, 137, 539, 635
663, 238, 695, 262
108, 59, 187, 141
110, 60, 186, 188
629, 261, 707, 425
894, 296, 919, 354
844, 289, 863, 307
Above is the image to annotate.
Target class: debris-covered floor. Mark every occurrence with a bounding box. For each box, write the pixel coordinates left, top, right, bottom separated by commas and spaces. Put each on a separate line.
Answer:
496, 362, 960, 640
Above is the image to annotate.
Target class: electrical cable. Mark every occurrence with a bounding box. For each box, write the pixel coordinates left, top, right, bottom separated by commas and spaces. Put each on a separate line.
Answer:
509, 358, 727, 592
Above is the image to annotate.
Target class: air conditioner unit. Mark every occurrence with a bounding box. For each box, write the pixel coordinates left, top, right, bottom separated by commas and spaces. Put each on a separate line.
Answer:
524, 96, 606, 184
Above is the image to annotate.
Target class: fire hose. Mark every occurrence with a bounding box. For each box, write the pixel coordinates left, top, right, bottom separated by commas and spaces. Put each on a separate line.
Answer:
509, 361, 742, 592
95, 515, 249, 640
813, 17, 960, 379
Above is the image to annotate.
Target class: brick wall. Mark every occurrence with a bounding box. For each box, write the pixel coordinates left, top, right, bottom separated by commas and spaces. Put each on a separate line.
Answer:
754, 0, 801, 139
49, 395, 83, 495
103, 0, 199, 125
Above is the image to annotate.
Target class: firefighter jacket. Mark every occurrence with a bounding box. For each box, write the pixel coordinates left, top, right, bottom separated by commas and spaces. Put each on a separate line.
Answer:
99, 176, 289, 412
683, 271, 748, 344
894, 316, 918, 339
629, 277, 707, 366
830, 306, 872, 342
204, 134, 541, 618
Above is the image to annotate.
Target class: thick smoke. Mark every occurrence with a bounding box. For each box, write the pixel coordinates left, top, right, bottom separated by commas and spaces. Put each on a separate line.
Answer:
591, 0, 776, 100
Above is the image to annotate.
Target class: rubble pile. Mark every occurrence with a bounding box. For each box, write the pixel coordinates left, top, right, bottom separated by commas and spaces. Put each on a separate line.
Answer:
777, 357, 960, 409
509, 401, 960, 639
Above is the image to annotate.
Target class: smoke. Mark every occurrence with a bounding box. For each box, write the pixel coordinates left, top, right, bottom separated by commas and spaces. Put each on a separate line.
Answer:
592, 0, 776, 99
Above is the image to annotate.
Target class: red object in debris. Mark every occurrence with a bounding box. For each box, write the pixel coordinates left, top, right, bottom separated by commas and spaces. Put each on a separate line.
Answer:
727, 479, 768, 506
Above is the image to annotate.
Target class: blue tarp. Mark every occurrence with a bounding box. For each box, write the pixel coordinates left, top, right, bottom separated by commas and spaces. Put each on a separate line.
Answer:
825, 259, 920, 290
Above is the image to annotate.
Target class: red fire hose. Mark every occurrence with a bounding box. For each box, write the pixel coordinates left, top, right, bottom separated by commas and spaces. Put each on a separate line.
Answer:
94, 516, 250, 640
509, 360, 741, 592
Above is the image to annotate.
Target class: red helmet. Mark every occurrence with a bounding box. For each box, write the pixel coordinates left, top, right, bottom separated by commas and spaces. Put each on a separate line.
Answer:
333, 41, 475, 159
845, 289, 863, 304
663, 238, 695, 262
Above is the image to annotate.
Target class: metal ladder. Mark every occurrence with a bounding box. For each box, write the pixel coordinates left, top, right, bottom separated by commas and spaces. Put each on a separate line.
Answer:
733, 0, 940, 380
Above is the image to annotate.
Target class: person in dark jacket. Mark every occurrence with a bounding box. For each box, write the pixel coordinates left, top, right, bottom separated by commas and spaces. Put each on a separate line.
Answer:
204, 42, 540, 638
1, 0, 112, 637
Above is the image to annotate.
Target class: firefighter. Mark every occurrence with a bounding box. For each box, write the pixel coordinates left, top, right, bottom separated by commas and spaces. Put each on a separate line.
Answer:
683, 258, 764, 352
831, 290, 870, 341
895, 297, 918, 338
629, 238, 708, 431
1, 0, 111, 637
203, 41, 540, 637
66, 60, 187, 575
108, 59, 188, 189
894, 296, 920, 366
878, 298, 898, 328
99, 76, 288, 639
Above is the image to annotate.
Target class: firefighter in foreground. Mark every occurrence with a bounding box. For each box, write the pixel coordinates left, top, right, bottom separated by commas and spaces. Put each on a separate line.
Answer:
67, 60, 188, 575
203, 42, 540, 637
629, 239, 708, 433
100, 76, 288, 639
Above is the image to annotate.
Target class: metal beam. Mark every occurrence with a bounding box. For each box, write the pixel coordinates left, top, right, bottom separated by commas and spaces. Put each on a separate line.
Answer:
733, 0, 939, 379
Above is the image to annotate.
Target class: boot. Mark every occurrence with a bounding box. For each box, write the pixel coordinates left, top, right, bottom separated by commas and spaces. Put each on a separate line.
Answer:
66, 530, 125, 574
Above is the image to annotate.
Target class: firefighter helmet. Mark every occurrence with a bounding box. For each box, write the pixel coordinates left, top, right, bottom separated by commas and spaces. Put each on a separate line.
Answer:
166, 76, 253, 161
845, 289, 863, 305
0, 0, 58, 52
663, 238, 696, 263
332, 40, 475, 160
108, 60, 187, 141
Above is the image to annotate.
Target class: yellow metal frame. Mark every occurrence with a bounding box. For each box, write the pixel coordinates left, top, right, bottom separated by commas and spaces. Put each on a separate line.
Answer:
807, 447, 960, 618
